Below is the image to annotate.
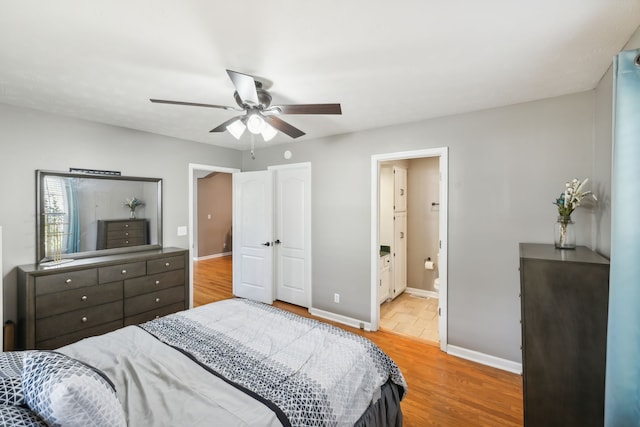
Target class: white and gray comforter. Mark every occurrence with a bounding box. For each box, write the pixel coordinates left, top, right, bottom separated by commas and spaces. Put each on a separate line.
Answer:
60, 299, 407, 427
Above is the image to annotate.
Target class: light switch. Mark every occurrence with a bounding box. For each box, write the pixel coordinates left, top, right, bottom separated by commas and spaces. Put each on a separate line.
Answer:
177, 226, 187, 236
207, 214, 212, 220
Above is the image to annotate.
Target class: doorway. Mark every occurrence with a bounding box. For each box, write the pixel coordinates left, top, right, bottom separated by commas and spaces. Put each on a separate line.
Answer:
188, 164, 240, 308
370, 148, 448, 352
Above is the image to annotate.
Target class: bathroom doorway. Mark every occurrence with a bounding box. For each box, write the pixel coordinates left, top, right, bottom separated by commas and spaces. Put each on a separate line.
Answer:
370, 148, 448, 351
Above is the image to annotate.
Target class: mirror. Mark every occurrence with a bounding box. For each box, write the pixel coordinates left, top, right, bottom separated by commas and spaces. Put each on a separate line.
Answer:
36, 170, 162, 265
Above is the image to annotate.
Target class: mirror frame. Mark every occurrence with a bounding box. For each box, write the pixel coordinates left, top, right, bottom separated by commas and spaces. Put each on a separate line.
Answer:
36, 170, 163, 265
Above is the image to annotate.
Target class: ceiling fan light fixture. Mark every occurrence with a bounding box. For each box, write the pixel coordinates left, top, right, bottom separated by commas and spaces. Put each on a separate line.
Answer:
261, 123, 278, 142
246, 113, 266, 135
226, 119, 246, 139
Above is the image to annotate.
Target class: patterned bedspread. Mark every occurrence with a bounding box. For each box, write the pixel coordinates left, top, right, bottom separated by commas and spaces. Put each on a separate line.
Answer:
140, 298, 407, 427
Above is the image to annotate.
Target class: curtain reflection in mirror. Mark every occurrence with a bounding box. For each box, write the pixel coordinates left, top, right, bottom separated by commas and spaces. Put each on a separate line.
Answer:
43, 176, 80, 260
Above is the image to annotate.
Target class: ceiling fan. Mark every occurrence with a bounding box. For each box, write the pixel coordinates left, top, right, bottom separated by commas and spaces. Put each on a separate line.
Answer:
150, 69, 342, 142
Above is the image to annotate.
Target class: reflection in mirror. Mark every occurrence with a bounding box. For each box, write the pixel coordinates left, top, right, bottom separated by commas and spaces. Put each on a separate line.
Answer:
37, 170, 162, 265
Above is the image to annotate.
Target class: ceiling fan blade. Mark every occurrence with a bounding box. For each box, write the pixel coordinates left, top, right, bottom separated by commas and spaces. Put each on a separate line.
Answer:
150, 98, 235, 110
263, 115, 306, 139
273, 103, 342, 115
210, 116, 244, 133
226, 70, 259, 105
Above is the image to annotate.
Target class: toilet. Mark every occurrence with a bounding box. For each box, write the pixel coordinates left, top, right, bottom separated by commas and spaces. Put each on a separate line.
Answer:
433, 252, 440, 291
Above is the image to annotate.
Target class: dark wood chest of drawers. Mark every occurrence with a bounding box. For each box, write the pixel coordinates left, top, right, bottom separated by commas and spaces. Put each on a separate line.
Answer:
519, 243, 609, 427
18, 247, 189, 350
96, 219, 149, 250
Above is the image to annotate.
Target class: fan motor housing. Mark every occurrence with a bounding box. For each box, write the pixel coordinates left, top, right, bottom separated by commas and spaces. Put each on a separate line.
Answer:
234, 87, 272, 109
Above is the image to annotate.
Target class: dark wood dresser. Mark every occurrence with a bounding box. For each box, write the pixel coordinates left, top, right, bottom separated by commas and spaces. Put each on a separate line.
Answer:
17, 247, 189, 350
96, 219, 149, 250
519, 243, 609, 427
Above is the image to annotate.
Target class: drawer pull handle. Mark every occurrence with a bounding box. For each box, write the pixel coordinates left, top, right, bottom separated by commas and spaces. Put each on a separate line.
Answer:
155, 315, 160, 319
155, 297, 160, 303
125, 241, 129, 244
125, 224, 129, 228
65, 279, 72, 284
81, 295, 88, 302
125, 232, 129, 236
155, 280, 160, 285
121, 269, 127, 275
81, 317, 88, 323
165, 262, 170, 267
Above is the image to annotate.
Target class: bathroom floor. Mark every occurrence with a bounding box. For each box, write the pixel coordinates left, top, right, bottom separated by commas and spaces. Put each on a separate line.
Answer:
380, 292, 439, 343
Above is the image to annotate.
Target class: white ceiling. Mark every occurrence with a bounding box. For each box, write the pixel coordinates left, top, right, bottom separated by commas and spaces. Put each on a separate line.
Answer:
1, 1, 639, 150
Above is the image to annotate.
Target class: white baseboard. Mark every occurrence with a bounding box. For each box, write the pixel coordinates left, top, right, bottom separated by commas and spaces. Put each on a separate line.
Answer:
447, 345, 522, 374
405, 287, 439, 299
309, 307, 373, 331
194, 252, 232, 261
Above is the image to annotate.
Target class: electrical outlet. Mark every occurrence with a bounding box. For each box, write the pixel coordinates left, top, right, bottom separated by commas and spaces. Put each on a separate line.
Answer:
334, 293, 340, 303
177, 226, 187, 236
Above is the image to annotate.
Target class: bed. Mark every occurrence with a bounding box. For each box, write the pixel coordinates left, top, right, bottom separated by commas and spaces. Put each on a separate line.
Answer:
0, 298, 407, 426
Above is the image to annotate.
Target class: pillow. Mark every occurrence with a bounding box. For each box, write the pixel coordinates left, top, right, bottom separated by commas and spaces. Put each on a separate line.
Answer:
0, 404, 48, 427
22, 351, 126, 427
0, 351, 29, 406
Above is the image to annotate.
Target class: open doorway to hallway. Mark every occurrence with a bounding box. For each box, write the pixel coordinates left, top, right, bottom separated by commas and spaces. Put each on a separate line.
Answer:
188, 164, 240, 308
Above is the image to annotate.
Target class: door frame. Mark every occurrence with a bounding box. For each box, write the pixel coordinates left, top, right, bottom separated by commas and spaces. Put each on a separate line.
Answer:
370, 147, 449, 352
188, 163, 241, 308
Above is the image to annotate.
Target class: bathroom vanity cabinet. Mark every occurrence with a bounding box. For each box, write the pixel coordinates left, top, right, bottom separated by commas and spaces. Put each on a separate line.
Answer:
519, 243, 609, 427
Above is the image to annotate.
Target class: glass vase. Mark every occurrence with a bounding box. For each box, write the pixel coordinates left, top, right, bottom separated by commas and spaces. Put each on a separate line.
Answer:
129, 209, 136, 219
554, 215, 576, 249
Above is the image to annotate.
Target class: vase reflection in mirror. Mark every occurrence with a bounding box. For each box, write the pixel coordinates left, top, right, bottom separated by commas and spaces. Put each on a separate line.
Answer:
554, 215, 576, 249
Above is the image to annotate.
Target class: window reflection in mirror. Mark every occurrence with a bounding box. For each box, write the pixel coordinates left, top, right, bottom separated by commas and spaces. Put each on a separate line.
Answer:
36, 170, 162, 264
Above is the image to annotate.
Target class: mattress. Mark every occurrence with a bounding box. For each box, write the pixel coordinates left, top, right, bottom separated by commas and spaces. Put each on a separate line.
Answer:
58, 298, 407, 426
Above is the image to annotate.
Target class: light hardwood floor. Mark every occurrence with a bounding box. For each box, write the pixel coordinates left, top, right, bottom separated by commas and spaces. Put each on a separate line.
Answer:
194, 256, 524, 426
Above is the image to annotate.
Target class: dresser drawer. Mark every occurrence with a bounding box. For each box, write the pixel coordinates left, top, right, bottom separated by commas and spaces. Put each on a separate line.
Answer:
124, 302, 185, 327
147, 255, 185, 274
105, 237, 147, 249
124, 286, 184, 317
105, 220, 146, 232
98, 261, 146, 283
37, 320, 123, 350
107, 228, 146, 240
36, 281, 123, 319
124, 269, 185, 298
36, 300, 123, 342
35, 269, 98, 296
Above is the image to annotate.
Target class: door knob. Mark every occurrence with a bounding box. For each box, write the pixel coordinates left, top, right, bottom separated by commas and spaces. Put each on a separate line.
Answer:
274, 239, 281, 245
262, 241, 271, 247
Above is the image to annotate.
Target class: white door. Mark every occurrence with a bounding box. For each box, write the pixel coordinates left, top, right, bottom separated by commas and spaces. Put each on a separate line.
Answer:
232, 171, 274, 304
392, 211, 407, 298
272, 164, 311, 308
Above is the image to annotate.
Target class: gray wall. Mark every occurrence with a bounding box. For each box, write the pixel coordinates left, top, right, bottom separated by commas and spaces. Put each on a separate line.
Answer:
243, 91, 598, 363
0, 103, 242, 323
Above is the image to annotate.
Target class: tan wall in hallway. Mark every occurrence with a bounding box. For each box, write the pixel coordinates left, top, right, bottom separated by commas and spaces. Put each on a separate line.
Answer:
197, 173, 232, 257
